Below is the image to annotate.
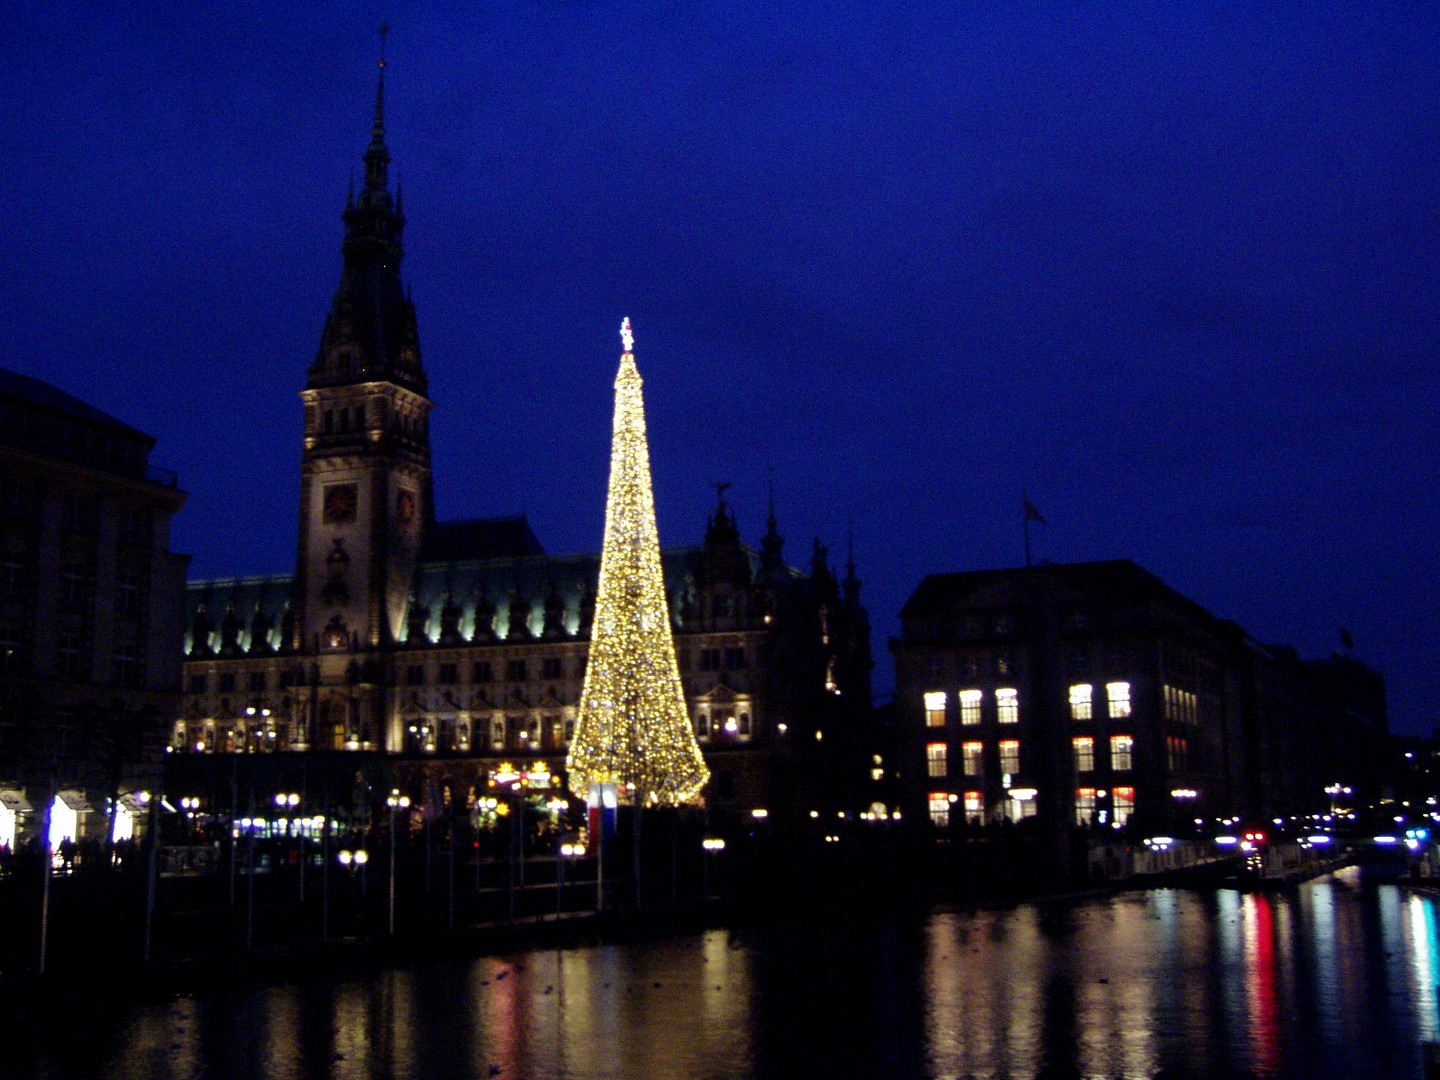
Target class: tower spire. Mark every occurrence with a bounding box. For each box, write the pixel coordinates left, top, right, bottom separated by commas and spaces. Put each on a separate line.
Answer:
362, 23, 391, 199
567, 320, 709, 806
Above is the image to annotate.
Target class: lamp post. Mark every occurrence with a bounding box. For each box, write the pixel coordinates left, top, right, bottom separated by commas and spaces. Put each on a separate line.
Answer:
702, 837, 725, 898
274, 792, 301, 900
386, 790, 410, 936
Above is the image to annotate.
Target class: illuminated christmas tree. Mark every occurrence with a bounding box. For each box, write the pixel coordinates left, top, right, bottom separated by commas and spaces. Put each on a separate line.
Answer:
567, 319, 709, 805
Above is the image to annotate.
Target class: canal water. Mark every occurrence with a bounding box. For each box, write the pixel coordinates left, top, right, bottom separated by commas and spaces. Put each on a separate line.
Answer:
5, 868, 1437, 1079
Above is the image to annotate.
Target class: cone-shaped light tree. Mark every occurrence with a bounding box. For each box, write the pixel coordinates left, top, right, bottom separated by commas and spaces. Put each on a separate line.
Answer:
567, 319, 710, 805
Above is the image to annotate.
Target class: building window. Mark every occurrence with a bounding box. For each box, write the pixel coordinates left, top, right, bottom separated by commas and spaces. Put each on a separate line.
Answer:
406, 664, 425, 686
724, 646, 746, 669
924, 691, 946, 728
115, 571, 141, 614
56, 632, 86, 680
506, 659, 527, 682
60, 493, 98, 533
113, 640, 140, 686
1167, 735, 1189, 773
189, 673, 207, 694
926, 742, 948, 778
1073, 736, 1094, 773
1163, 684, 1198, 725
248, 671, 266, 692
0, 624, 28, 673
0, 475, 37, 518
1106, 681, 1131, 719
218, 672, 236, 693
959, 689, 982, 726
960, 657, 978, 679
1113, 786, 1135, 825
699, 648, 721, 672
928, 792, 951, 828
472, 661, 492, 682
1110, 734, 1133, 772
59, 560, 89, 606
999, 739, 1020, 777
1070, 683, 1092, 721
0, 554, 26, 596
695, 712, 709, 738
738, 712, 752, 736
1076, 787, 1097, 826
996, 687, 1018, 724
963, 791, 983, 824
996, 653, 1013, 676
438, 663, 459, 685
541, 657, 562, 680
962, 741, 983, 777
118, 506, 151, 544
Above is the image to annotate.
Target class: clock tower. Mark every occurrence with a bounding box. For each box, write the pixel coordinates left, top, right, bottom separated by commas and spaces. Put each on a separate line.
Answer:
293, 51, 431, 747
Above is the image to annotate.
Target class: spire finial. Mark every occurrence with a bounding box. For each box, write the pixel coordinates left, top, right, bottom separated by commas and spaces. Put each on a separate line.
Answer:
373, 23, 388, 135
620, 317, 634, 354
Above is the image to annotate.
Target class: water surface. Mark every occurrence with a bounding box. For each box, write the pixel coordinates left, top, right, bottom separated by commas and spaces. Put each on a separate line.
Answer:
7, 869, 1436, 1079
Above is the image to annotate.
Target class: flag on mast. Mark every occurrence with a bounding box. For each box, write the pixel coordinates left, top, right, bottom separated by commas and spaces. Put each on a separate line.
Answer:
1022, 491, 1046, 568
1023, 493, 1047, 525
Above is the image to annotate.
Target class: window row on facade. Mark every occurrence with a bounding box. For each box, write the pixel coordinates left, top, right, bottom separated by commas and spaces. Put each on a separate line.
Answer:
926, 786, 1137, 828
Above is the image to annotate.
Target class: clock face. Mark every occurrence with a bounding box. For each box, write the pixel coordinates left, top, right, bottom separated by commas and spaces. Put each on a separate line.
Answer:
395, 489, 417, 527
323, 484, 357, 524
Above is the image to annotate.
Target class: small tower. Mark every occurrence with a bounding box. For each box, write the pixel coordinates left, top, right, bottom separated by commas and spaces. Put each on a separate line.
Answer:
567, 320, 709, 805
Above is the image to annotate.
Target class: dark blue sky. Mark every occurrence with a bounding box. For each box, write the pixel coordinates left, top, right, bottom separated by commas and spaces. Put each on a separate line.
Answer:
2, 3, 1436, 731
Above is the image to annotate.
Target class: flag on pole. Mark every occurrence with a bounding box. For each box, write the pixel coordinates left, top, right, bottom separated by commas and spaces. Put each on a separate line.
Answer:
1023, 493, 1047, 526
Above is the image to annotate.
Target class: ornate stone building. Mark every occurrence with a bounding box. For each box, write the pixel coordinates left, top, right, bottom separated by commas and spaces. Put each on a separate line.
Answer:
174, 66, 871, 825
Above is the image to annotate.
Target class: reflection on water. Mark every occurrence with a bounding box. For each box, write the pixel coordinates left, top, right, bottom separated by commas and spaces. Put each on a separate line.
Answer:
11, 869, 1440, 1079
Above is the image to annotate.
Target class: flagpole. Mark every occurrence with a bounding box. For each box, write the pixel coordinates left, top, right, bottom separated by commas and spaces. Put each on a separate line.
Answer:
1023, 492, 1032, 569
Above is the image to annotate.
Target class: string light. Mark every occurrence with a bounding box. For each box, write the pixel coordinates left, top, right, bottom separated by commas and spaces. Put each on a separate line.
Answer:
567, 320, 709, 805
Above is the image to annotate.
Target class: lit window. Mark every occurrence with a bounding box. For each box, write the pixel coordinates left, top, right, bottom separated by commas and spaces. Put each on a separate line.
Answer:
996, 688, 1018, 724
1073, 736, 1094, 773
999, 739, 1020, 777
1163, 684, 1198, 725
1167, 735, 1189, 773
962, 741, 983, 777
959, 689, 982, 726
963, 791, 983, 824
1076, 787, 1097, 826
1069, 683, 1092, 721
1110, 734, 1133, 771
926, 742, 948, 778
928, 792, 951, 828
924, 691, 946, 728
1106, 681, 1131, 719
1113, 786, 1135, 825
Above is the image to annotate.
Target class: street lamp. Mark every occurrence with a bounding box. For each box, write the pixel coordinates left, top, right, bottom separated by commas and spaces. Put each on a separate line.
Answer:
702, 837, 725, 897
386, 790, 410, 936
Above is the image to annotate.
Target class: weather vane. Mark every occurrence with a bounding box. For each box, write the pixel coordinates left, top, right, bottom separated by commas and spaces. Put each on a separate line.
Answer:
620, 317, 634, 353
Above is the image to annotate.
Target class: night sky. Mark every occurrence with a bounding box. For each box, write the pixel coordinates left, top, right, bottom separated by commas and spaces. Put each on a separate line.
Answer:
2, 3, 1435, 731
